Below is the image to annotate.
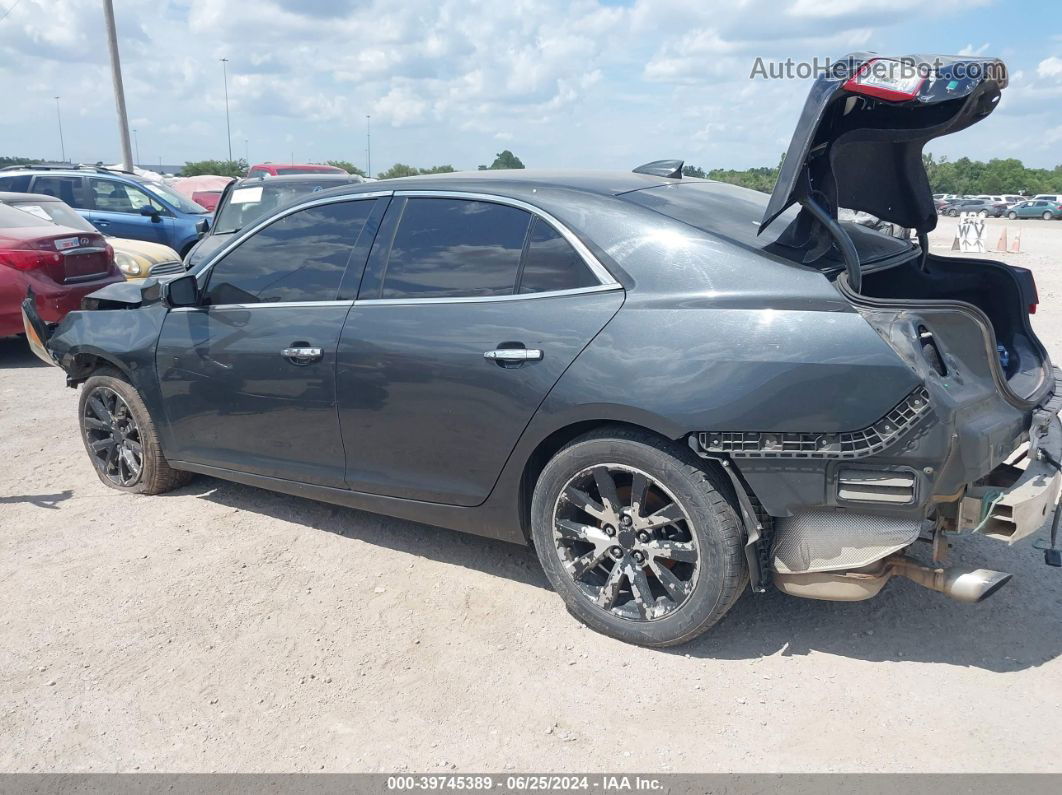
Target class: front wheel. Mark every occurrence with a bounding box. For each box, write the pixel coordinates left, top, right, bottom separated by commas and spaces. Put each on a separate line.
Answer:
948, 209, 959, 217
78, 369, 192, 494
530, 429, 747, 647
978, 210, 989, 218
1008, 211, 1018, 220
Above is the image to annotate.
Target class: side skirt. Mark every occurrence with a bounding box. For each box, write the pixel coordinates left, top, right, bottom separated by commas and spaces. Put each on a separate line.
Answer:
169, 460, 527, 545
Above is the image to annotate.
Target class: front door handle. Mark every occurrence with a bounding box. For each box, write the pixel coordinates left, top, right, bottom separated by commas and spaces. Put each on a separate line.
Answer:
281, 346, 323, 365
483, 348, 542, 362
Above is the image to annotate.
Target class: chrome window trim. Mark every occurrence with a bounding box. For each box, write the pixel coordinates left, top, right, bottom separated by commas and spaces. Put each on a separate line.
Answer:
392, 189, 618, 288
353, 283, 620, 306
171, 300, 355, 313
187, 187, 623, 311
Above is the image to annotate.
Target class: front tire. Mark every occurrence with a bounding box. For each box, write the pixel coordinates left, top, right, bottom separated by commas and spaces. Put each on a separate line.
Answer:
78, 368, 192, 494
1008, 211, 1018, 220
530, 429, 747, 647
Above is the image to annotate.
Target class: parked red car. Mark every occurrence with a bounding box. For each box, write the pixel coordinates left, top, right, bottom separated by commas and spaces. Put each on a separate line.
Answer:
0, 203, 123, 337
245, 162, 348, 178
191, 190, 224, 212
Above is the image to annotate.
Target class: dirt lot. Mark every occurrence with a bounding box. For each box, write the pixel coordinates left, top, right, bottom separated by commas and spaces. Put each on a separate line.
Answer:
1, 218, 1061, 773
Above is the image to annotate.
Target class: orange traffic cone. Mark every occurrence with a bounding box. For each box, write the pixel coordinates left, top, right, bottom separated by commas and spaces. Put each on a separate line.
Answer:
996, 227, 1008, 252
1010, 228, 1021, 254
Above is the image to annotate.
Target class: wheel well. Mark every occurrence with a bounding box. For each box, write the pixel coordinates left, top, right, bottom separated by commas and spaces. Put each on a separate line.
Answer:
517, 420, 684, 543
64, 353, 128, 386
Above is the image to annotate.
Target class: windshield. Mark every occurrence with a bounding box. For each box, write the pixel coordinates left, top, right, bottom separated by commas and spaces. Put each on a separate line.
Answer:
213, 183, 335, 233
6, 200, 96, 232
142, 181, 208, 214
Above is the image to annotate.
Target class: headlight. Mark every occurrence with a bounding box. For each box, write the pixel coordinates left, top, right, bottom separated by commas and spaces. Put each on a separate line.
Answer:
114, 251, 142, 276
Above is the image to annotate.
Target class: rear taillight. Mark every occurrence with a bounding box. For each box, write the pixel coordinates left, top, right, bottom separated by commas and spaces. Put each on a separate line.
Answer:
0, 248, 62, 271
844, 58, 925, 102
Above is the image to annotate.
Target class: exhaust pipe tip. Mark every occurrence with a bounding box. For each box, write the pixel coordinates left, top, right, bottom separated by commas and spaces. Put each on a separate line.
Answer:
892, 558, 1013, 603
945, 568, 1012, 603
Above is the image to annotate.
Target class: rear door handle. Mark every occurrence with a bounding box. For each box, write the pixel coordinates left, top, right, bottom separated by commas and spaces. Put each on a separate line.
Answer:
281, 346, 323, 365
483, 348, 542, 362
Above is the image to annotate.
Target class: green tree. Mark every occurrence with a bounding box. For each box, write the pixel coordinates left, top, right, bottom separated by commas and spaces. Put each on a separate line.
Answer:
181, 159, 247, 178
376, 163, 458, 179
325, 160, 366, 177
681, 164, 707, 178
0, 156, 45, 168
377, 163, 421, 179
479, 150, 525, 170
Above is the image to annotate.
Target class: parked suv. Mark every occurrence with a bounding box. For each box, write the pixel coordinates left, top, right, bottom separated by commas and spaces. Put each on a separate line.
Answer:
21, 53, 1062, 647
0, 165, 210, 257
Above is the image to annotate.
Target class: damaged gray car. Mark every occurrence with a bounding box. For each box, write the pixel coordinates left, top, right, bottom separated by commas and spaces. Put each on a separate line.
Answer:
22, 53, 1062, 647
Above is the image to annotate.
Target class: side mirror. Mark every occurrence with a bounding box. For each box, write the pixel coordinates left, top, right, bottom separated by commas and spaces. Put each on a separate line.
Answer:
140, 205, 161, 221
163, 273, 199, 308
195, 218, 209, 236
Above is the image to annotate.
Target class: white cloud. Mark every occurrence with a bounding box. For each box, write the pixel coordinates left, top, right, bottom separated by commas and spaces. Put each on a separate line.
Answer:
958, 42, 992, 56
1038, 56, 1062, 79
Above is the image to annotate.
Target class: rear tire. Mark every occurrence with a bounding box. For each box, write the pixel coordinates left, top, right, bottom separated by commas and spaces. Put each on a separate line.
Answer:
1044, 212, 1053, 221
978, 210, 989, 218
530, 428, 748, 647
78, 368, 193, 495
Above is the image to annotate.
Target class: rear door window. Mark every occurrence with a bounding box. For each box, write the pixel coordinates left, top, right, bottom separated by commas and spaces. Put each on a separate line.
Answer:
0, 175, 32, 192
377, 198, 531, 299
28, 175, 88, 208
204, 199, 373, 305
517, 217, 597, 294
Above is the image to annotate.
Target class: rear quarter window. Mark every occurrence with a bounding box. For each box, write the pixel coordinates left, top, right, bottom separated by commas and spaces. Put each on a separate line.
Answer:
0, 175, 32, 192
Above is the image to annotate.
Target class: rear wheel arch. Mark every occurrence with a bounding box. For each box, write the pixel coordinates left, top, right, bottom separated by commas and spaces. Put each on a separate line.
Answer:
518, 420, 743, 544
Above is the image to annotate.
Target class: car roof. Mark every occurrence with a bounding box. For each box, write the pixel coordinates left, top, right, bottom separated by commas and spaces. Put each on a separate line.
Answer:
0, 166, 142, 184
342, 169, 682, 196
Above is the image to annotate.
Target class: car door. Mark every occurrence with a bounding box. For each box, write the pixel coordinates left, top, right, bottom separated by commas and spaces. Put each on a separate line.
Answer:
336, 193, 624, 506
156, 195, 384, 487
84, 177, 171, 244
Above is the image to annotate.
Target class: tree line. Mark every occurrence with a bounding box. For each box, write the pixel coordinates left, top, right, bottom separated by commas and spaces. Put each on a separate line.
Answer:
7, 150, 1060, 196
683, 153, 1062, 196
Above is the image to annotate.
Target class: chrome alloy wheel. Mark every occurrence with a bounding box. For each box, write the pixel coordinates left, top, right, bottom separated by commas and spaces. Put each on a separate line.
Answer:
551, 464, 699, 621
82, 386, 144, 487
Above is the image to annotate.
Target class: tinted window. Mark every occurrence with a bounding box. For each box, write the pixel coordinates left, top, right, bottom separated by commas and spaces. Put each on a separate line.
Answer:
380, 198, 530, 299
0, 175, 31, 191
29, 175, 87, 208
518, 217, 596, 294
205, 200, 372, 305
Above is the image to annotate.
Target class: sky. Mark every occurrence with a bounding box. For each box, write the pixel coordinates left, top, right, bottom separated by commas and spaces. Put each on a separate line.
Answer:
1, 0, 1060, 174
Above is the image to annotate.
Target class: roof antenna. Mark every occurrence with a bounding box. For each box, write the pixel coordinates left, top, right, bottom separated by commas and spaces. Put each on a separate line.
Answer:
633, 159, 684, 178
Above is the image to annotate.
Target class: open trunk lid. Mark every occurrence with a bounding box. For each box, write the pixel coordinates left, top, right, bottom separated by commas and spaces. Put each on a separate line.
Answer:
761, 53, 1008, 235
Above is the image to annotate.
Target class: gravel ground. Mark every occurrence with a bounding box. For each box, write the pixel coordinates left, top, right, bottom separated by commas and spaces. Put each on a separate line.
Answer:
1, 218, 1061, 773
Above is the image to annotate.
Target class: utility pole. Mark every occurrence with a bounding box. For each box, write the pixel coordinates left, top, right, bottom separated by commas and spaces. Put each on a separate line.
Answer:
220, 58, 233, 162
102, 0, 134, 170
54, 97, 66, 162
366, 114, 371, 177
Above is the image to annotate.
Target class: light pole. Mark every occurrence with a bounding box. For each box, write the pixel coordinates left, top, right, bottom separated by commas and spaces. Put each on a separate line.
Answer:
132, 128, 140, 166
244, 138, 249, 162
220, 57, 232, 162
54, 97, 66, 162
366, 114, 371, 177
102, 0, 134, 170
